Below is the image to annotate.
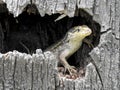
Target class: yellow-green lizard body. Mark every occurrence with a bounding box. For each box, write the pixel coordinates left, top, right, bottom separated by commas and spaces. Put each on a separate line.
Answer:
45, 25, 92, 75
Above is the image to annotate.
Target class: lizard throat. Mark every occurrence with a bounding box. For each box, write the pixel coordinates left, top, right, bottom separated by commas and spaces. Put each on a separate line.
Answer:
68, 40, 83, 56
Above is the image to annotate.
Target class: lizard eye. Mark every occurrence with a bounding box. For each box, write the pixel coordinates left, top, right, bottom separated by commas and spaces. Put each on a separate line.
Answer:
77, 29, 80, 32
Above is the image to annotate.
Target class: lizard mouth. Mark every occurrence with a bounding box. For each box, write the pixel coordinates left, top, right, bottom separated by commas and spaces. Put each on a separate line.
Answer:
0, 4, 100, 79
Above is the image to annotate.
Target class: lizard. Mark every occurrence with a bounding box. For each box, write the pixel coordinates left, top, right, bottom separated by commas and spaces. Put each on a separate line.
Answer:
45, 25, 92, 75
44, 25, 104, 88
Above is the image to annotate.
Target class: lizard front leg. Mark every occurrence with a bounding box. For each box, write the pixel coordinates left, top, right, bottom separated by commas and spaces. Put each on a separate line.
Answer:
83, 38, 94, 48
59, 50, 77, 75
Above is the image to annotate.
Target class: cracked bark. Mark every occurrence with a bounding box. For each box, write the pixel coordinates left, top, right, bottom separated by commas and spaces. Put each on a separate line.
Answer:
0, 0, 120, 90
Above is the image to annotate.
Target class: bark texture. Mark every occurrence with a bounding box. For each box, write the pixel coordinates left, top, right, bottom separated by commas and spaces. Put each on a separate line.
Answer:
0, 0, 120, 90
2, 0, 93, 17
0, 50, 58, 90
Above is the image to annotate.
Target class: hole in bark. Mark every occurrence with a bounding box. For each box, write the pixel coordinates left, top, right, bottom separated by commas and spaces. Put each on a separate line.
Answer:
0, 4, 101, 78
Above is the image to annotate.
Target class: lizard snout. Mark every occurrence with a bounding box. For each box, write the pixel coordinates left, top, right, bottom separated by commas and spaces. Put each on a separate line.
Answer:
86, 28, 92, 35
80, 25, 92, 35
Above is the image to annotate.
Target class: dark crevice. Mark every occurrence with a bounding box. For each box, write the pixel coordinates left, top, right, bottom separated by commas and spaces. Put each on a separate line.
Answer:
2, 55, 5, 90
31, 62, 34, 90
0, 4, 101, 74
100, 28, 111, 34
13, 56, 17, 89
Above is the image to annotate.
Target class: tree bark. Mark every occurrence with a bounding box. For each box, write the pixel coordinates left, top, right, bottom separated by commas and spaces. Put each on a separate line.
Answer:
0, 0, 120, 90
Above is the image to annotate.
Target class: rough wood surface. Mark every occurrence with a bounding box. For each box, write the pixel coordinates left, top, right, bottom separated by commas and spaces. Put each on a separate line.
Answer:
1, 0, 92, 17
0, 50, 103, 90
0, 0, 120, 90
0, 50, 58, 90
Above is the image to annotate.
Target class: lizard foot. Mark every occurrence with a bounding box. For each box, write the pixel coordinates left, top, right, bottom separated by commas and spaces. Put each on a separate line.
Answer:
64, 65, 77, 75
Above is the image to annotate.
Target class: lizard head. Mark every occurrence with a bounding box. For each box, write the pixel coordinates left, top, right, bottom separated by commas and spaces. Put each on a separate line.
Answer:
68, 25, 92, 41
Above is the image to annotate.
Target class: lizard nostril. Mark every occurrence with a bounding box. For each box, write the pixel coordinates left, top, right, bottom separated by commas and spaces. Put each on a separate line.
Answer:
88, 29, 92, 33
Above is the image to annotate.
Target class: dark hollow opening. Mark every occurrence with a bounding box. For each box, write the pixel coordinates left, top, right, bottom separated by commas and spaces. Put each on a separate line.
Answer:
0, 4, 101, 75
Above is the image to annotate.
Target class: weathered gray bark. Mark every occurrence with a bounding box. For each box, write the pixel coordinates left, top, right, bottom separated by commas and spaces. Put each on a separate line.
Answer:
0, 0, 120, 90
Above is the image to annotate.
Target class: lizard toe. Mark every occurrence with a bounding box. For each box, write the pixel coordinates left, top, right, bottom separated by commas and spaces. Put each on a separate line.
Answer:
65, 65, 77, 75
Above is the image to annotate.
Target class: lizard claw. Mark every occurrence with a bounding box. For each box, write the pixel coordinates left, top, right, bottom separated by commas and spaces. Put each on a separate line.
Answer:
64, 65, 77, 75
88, 43, 94, 48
